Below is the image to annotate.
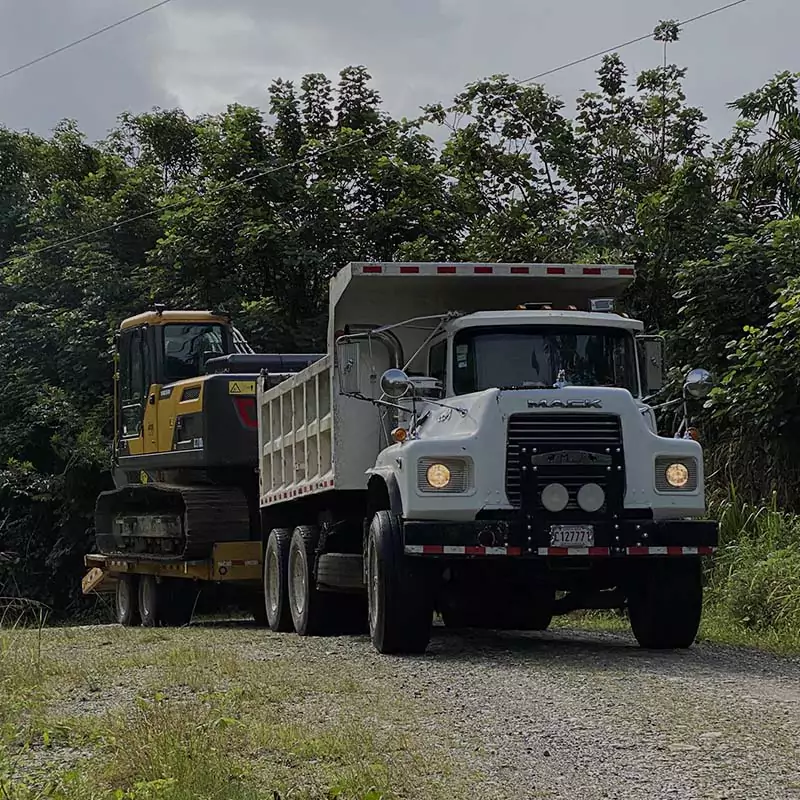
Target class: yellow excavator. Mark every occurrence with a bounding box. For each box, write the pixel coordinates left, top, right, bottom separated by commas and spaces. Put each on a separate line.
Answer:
94, 307, 322, 564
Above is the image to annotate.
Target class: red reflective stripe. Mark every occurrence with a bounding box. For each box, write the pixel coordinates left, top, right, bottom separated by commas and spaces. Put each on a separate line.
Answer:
507, 546, 522, 556
667, 546, 684, 556
619, 268, 635, 275
546, 267, 566, 275
583, 267, 601, 275
400, 265, 419, 273
422, 545, 444, 554
473, 266, 493, 274
511, 266, 530, 274
363, 265, 382, 273
628, 547, 649, 556
589, 547, 610, 556
437, 266, 456, 274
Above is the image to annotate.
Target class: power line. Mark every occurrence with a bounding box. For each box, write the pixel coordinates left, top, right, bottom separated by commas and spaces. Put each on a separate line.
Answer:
0, 0, 180, 82
517, 0, 750, 84
1, 0, 750, 267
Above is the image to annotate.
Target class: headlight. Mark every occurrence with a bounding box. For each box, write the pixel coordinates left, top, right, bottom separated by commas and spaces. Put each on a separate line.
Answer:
655, 457, 698, 492
426, 463, 451, 489
417, 458, 472, 493
665, 463, 689, 488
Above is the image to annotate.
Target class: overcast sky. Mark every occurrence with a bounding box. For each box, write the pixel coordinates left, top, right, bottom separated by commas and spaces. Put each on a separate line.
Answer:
0, 0, 795, 144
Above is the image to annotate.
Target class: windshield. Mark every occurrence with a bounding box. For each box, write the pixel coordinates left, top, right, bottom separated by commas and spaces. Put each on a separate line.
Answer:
452, 325, 639, 395
163, 323, 227, 382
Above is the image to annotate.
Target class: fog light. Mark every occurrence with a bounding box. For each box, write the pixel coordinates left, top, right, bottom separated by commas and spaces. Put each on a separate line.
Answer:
541, 483, 569, 512
426, 463, 451, 489
577, 483, 605, 513
665, 463, 690, 488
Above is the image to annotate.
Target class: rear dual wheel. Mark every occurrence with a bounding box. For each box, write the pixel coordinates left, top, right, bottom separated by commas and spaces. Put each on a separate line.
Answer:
263, 528, 294, 632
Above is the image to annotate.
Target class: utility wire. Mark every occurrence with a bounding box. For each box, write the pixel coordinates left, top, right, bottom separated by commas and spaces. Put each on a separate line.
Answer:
0, 0, 180, 82
0, 0, 750, 267
517, 0, 749, 84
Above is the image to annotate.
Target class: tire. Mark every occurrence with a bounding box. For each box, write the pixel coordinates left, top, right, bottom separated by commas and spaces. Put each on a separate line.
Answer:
138, 574, 161, 628
628, 559, 703, 649
264, 528, 293, 632
367, 511, 434, 654
115, 574, 140, 627
287, 526, 326, 636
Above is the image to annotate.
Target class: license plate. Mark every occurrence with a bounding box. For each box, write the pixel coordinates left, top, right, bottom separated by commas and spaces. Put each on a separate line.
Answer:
550, 525, 595, 548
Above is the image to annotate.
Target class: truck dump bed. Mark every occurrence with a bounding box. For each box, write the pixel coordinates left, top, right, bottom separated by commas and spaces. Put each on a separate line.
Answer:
258, 262, 635, 507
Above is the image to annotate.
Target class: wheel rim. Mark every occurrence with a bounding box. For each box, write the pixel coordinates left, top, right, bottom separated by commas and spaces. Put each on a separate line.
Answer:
117, 579, 130, 620
367, 536, 379, 635
141, 578, 154, 619
266, 547, 280, 618
290, 546, 307, 618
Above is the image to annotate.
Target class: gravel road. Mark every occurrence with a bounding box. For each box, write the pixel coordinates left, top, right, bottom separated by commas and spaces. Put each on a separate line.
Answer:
19, 621, 800, 799
329, 625, 800, 800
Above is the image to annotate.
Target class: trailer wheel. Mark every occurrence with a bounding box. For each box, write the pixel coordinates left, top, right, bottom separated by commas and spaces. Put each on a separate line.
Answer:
115, 574, 140, 627
367, 511, 434, 654
288, 526, 327, 636
138, 575, 161, 628
628, 559, 703, 649
264, 528, 293, 632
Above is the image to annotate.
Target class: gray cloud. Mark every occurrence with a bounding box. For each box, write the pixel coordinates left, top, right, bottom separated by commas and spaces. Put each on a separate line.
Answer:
1, 0, 797, 142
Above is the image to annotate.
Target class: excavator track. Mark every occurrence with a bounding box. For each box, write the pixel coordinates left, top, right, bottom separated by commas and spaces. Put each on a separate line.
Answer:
94, 483, 252, 561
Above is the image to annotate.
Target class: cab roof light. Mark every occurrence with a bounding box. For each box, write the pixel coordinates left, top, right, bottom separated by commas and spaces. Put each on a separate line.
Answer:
516, 302, 553, 310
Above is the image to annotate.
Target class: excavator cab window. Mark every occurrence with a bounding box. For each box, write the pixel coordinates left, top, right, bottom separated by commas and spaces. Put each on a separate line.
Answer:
119, 326, 152, 438
162, 323, 227, 383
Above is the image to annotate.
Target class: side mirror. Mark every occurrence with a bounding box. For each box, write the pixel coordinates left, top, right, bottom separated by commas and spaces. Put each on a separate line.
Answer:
335, 339, 362, 394
637, 335, 664, 395
380, 368, 413, 399
684, 368, 713, 399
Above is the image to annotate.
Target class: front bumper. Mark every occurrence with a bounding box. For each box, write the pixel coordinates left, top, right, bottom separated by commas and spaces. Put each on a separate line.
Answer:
403, 516, 718, 558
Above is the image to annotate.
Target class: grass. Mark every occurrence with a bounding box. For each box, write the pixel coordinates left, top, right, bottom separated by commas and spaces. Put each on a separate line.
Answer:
0, 623, 472, 800
552, 486, 800, 656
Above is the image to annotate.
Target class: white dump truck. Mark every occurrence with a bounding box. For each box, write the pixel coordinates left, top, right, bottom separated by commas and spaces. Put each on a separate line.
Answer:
257, 262, 718, 654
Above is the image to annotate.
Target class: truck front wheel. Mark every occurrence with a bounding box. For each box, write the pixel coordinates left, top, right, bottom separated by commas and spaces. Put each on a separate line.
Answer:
628, 559, 703, 649
367, 511, 434, 655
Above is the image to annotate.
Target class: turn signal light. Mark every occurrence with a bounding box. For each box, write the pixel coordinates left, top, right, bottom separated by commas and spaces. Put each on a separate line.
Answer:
391, 427, 408, 443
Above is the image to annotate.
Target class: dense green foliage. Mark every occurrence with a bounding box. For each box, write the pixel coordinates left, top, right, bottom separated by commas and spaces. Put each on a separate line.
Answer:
2, 30, 800, 626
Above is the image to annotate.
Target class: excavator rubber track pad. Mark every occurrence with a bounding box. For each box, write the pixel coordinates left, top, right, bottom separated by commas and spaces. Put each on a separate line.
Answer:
95, 483, 251, 561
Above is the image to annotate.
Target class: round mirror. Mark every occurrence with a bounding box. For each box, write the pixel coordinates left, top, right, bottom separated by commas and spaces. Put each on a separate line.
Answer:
380, 368, 412, 399
684, 368, 713, 399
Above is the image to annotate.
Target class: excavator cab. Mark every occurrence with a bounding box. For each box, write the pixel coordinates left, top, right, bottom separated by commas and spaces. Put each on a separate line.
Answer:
115, 310, 236, 452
